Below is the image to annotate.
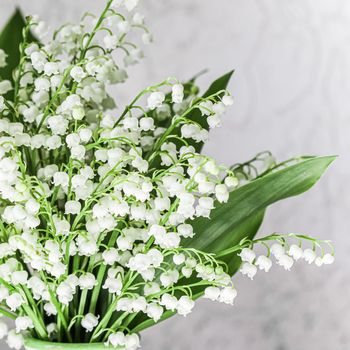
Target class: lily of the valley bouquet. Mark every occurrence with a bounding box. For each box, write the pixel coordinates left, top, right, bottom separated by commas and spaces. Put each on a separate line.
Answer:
0, 1, 335, 349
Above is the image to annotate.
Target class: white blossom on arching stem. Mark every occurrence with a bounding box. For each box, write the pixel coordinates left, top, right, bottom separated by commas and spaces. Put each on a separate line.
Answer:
277, 254, 294, 271
106, 332, 125, 347
81, 314, 99, 332
288, 244, 303, 260
172, 84, 184, 104
240, 262, 257, 280
270, 243, 285, 259
147, 91, 165, 110
322, 253, 335, 265
255, 255, 272, 272
238, 247, 256, 263
177, 296, 195, 317
218, 287, 238, 305
6, 293, 24, 312
15, 316, 34, 333
303, 248, 317, 264
203, 286, 221, 301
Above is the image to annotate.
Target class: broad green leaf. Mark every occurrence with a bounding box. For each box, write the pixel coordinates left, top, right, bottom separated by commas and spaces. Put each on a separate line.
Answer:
202, 70, 234, 99
185, 155, 336, 273
0, 8, 35, 100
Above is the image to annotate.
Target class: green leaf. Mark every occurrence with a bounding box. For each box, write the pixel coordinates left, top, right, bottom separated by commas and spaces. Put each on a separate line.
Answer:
202, 70, 234, 99
0, 9, 25, 81
0, 8, 36, 100
185, 155, 336, 274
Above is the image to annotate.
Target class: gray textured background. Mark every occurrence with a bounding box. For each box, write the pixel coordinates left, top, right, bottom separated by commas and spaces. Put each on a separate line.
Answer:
0, 1, 349, 349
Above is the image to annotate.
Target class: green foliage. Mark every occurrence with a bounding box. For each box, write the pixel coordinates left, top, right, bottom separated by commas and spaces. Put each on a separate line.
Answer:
0, 9, 35, 100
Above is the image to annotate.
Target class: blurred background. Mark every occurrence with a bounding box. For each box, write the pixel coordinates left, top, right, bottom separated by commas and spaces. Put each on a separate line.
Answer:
0, 0, 349, 349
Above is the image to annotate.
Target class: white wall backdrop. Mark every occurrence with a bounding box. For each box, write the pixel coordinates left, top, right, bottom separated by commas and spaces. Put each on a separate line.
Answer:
0, 1, 349, 349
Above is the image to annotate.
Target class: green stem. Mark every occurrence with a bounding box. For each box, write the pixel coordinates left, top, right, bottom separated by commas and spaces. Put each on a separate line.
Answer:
257, 156, 314, 178
74, 289, 88, 342
0, 307, 16, 320
88, 265, 107, 316
22, 304, 48, 340
14, 23, 31, 106
90, 272, 137, 341
99, 312, 129, 342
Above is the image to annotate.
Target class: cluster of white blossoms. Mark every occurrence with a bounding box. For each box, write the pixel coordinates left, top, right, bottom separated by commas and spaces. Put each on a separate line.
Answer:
0, 0, 335, 349
237, 234, 335, 280
0, 0, 243, 349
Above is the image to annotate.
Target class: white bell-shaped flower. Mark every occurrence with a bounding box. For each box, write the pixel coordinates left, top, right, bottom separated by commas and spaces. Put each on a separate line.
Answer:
255, 255, 272, 272
218, 287, 237, 305
81, 313, 99, 332
288, 244, 303, 260
15, 316, 34, 333
238, 248, 256, 264
277, 254, 294, 271
303, 248, 316, 264
240, 262, 257, 280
